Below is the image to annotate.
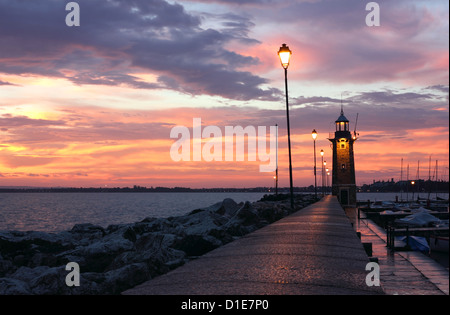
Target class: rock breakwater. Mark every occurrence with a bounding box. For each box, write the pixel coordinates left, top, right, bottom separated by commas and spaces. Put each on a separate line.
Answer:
0, 194, 316, 295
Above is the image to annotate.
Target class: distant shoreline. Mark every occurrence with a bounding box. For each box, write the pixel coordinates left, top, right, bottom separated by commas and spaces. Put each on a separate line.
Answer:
0, 187, 317, 193
0, 186, 448, 194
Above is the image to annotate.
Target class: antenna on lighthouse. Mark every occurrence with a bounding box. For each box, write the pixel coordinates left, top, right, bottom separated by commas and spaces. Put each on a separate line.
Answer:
353, 113, 359, 140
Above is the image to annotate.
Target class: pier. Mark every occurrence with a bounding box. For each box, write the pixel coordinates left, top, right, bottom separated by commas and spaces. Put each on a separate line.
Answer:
123, 195, 383, 295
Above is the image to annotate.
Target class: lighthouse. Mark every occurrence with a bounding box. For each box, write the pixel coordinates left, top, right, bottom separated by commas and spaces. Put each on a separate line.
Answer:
328, 107, 357, 206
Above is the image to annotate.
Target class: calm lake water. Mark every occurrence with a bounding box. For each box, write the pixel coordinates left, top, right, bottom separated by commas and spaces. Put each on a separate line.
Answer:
0, 192, 448, 232
0, 192, 267, 232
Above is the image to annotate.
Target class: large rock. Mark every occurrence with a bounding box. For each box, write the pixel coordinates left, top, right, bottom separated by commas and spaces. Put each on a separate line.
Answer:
101, 263, 150, 295
172, 234, 222, 257
28, 266, 67, 295
0, 231, 75, 275
209, 198, 241, 217
0, 277, 31, 295
0, 257, 13, 277
64, 230, 135, 272
172, 209, 223, 236
108, 232, 185, 272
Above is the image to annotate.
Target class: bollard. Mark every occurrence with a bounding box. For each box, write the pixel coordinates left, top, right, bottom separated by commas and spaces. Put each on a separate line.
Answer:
369, 257, 378, 263
363, 242, 373, 257
405, 226, 410, 250
387, 226, 393, 249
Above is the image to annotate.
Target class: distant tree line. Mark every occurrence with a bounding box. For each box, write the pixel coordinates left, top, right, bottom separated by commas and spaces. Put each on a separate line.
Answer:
0, 186, 267, 193
359, 179, 449, 193
2, 180, 447, 193
0, 185, 326, 193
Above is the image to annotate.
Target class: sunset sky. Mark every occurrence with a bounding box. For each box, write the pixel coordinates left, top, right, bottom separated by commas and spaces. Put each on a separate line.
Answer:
0, 0, 448, 188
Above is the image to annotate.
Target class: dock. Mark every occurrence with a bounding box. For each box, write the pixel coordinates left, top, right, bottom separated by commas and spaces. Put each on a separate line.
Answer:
122, 195, 383, 295
354, 211, 449, 295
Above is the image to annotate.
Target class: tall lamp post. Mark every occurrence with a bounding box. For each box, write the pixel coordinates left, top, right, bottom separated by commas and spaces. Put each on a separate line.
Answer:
312, 129, 318, 199
278, 44, 294, 209
275, 123, 278, 195
320, 149, 324, 196
326, 169, 330, 194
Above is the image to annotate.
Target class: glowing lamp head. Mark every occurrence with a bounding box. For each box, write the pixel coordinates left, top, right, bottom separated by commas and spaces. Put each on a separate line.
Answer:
311, 129, 318, 140
278, 44, 292, 69
320, 149, 324, 156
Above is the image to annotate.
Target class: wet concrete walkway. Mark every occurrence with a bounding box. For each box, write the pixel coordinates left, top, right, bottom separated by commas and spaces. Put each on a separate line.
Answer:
352, 210, 449, 295
123, 195, 383, 295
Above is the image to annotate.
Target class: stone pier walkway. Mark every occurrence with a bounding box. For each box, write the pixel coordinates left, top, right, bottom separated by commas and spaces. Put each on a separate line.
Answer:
123, 195, 383, 295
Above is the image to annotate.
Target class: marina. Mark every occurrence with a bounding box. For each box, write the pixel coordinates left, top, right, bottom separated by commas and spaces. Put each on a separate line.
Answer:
355, 213, 448, 295
357, 198, 448, 256
348, 195, 449, 294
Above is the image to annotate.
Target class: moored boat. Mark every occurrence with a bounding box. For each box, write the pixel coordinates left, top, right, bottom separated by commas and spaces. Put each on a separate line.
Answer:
430, 235, 449, 253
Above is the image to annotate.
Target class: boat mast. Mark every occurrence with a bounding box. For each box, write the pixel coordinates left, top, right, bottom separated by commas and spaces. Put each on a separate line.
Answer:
435, 160, 438, 199
400, 158, 403, 202
428, 156, 431, 201
416, 160, 420, 199
406, 163, 409, 202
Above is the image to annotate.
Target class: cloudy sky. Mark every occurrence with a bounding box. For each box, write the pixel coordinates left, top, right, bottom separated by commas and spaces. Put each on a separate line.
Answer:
0, 0, 448, 188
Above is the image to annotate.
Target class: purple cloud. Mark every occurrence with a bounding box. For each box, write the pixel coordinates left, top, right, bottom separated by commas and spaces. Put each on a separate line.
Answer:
0, 80, 17, 86
0, 115, 65, 128
0, 0, 279, 101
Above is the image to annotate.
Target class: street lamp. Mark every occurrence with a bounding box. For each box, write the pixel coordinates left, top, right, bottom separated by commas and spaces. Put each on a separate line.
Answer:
320, 149, 324, 196
312, 129, 318, 199
326, 170, 330, 194
273, 175, 277, 195
278, 44, 292, 69
278, 43, 294, 209
275, 123, 278, 196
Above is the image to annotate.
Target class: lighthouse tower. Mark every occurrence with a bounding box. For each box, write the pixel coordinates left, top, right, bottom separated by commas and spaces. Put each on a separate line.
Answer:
328, 107, 357, 206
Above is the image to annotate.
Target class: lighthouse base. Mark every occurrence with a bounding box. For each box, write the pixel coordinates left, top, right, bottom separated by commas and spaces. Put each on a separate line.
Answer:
332, 184, 356, 207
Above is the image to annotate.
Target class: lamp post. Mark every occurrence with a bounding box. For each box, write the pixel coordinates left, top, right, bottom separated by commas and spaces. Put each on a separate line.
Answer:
278, 43, 294, 209
320, 149, 324, 196
274, 174, 278, 195
275, 123, 278, 196
326, 170, 330, 194
312, 129, 318, 199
